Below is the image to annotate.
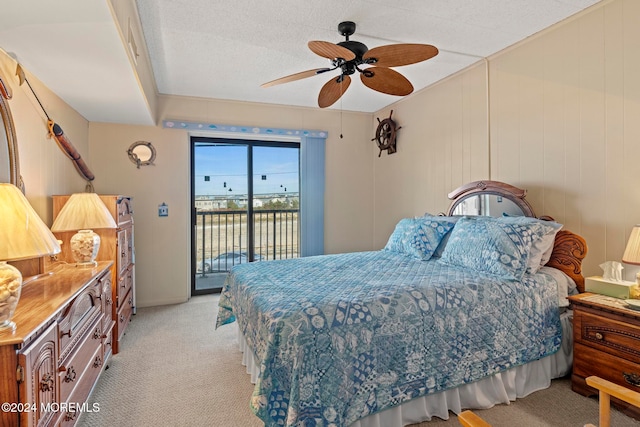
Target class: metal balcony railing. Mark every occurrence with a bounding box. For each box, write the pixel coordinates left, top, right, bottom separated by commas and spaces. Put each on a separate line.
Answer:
195, 209, 299, 275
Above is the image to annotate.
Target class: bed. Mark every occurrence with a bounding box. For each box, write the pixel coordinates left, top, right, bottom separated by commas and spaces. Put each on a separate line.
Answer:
215, 180, 587, 427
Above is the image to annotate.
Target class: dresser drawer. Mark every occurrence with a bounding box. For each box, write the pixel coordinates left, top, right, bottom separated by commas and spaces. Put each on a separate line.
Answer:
116, 197, 133, 226
574, 309, 640, 363
56, 343, 103, 427
116, 228, 129, 275
57, 281, 102, 363
116, 265, 134, 307
116, 289, 134, 342
102, 327, 114, 362
574, 341, 640, 392
58, 319, 103, 404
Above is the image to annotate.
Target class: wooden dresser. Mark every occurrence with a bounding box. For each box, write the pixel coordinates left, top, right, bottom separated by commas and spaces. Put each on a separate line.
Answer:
0, 261, 113, 427
569, 292, 640, 418
53, 195, 135, 354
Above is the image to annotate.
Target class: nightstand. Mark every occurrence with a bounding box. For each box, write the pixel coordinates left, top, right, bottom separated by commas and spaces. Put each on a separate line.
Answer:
569, 293, 640, 419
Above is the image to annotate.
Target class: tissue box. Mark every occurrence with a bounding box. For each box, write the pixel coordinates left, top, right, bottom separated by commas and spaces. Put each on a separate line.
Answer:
585, 276, 639, 299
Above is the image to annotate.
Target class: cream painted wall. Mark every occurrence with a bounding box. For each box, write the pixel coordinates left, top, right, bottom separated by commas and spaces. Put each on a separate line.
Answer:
488, 0, 640, 278
373, 0, 640, 279
371, 62, 490, 249
89, 96, 374, 307
0, 50, 90, 224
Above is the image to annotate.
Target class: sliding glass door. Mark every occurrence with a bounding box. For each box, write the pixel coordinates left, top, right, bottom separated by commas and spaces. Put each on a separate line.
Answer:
191, 138, 300, 294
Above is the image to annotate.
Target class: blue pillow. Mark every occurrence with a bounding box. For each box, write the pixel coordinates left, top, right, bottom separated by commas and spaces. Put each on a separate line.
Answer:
384, 217, 455, 260
428, 216, 461, 258
497, 215, 562, 274
438, 216, 550, 279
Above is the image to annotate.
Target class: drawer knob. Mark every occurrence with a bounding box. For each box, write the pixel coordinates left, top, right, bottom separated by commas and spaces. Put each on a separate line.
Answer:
65, 411, 77, 421
623, 372, 640, 387
40, 373, 54, 392
63, 366, 77, 383
60, 329, 72, 339
93, 327, 102, 339
595, 332, 604, 340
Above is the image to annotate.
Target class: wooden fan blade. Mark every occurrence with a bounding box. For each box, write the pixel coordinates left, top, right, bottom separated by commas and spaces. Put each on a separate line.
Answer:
308, 41, 356, 61
318, 75, 351, 108
261, 68, 332, 88
360, 67, 413, 96
363, 44, 438, 67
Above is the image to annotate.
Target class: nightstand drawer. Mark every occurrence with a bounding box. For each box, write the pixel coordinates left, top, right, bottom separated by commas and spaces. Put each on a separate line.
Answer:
574, 342, 640, 392
574, 309, 640, 363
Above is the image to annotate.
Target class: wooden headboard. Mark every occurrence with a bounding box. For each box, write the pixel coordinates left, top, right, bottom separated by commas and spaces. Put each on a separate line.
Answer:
545, 229, 588, 293
446, 180, 589, 293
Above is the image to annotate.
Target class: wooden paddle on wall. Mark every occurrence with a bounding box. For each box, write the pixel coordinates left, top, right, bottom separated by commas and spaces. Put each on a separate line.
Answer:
15, 63, 95, 184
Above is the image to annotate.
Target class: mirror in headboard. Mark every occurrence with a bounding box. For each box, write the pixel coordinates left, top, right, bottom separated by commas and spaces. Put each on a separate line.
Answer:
446, 179, 588, 292
0, 72, 20, 188
447, 180, 536, 218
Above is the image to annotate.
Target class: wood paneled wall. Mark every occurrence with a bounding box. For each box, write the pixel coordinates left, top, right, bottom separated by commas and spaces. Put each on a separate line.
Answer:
373, 0, 640, 278
490, 0, 640, 277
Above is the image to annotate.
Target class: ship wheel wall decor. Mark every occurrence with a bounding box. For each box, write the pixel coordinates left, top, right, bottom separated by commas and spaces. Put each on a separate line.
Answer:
372, 110, 401, 157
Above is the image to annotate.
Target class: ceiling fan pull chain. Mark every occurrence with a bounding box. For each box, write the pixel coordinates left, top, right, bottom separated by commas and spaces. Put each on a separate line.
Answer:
340, 79, 344, 139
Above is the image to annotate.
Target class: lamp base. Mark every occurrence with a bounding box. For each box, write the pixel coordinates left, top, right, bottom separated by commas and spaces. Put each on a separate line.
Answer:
70, 230, 101, 266
0, 320, 17, 331
0, 262, 22, 333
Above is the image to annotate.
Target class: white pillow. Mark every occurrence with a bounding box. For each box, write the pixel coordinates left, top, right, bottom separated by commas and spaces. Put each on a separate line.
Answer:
498, 216, 563, 274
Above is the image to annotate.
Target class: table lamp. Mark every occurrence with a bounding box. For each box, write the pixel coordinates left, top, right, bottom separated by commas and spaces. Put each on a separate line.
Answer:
51, 193, 117, 267
623, 224, 640, 284
0, 183, 61, 331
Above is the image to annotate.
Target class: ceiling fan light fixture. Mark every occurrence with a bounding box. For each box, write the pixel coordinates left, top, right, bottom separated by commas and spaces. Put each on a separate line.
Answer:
262, 21, 438, 107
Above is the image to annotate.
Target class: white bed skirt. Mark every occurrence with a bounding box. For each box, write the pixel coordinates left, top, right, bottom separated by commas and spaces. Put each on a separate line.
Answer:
235, 311, 573, 426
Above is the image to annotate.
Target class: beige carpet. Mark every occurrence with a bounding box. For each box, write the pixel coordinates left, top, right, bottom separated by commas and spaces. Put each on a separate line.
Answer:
77, 294, 640, 427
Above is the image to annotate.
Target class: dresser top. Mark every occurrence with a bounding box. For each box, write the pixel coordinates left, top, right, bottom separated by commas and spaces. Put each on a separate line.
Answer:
0, 261, 113, 346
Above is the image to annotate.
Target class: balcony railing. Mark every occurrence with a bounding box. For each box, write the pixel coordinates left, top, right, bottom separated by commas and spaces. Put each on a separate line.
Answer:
195, 209, 299, 275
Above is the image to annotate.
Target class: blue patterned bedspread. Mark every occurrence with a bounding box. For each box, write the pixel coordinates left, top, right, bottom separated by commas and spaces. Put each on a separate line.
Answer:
216, 251, 562, 427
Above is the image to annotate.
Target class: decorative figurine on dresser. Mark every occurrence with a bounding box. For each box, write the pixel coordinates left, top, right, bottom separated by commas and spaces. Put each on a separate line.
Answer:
52, 194, 135, 354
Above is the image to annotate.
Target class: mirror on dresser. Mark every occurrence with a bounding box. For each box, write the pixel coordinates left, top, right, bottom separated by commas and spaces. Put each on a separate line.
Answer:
0, 72, 20, 189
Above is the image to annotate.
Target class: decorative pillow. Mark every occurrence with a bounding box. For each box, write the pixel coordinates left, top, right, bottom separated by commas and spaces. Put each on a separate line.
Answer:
498, 215, 563, 274
426, 216, 461, 258
384, 217, 455, 260
439, 216, 551, 280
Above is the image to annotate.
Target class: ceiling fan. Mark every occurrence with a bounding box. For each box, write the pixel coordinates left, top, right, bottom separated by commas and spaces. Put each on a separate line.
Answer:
261, 21, 438, 108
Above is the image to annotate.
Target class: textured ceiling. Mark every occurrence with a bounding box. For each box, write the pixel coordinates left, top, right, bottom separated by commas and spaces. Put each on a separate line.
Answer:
0, 0, 603, 125
135, 0, 602, 113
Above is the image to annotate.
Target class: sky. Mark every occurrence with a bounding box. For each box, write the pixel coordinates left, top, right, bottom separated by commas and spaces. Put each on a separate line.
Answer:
194, 144, 299, 196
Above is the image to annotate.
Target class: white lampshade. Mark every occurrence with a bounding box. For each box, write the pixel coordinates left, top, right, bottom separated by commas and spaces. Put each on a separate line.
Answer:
51, 193, 117, 266
0, 183, 61, 331
51, 193, 117, 232
0, 183, 61, 260
623, 225, 640, 265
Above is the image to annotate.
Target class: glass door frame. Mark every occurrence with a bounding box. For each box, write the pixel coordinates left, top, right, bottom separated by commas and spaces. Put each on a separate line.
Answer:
190, 136, 300, 295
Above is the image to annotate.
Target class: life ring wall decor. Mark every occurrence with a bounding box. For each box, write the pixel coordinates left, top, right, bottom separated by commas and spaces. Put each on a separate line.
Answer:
127, 141, 156, 168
